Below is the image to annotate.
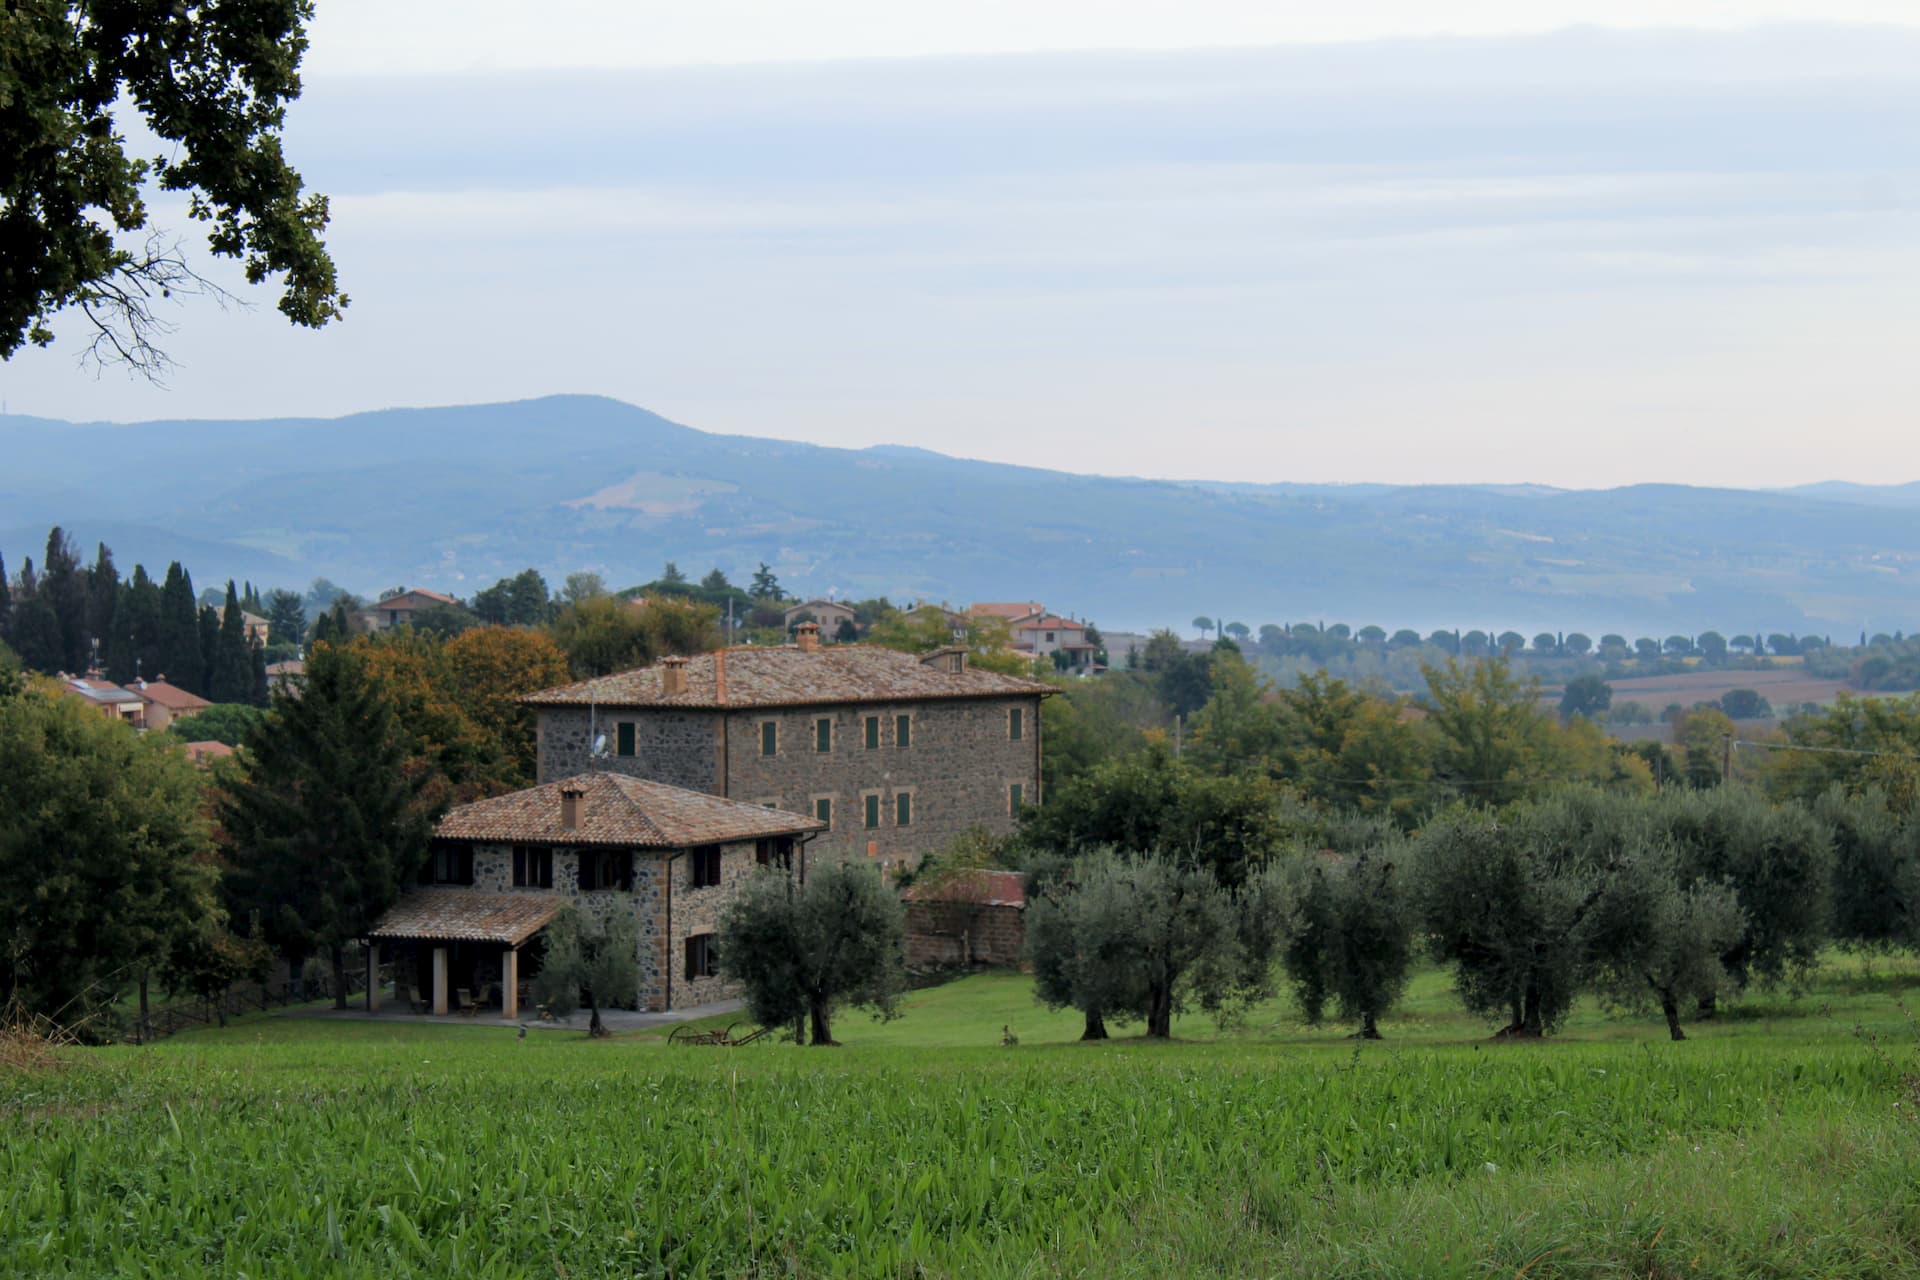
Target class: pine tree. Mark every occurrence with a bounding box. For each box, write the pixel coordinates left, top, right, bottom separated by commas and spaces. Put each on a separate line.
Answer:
210, 582, 253, 703
158, 563, 200, 691
219, 645, 432, 1007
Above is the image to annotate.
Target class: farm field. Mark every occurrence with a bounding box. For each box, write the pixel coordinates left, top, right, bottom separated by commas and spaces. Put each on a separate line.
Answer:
5, 961, 1920, 1279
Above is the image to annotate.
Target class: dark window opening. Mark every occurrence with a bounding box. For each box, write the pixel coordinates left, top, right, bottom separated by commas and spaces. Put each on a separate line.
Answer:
691, 844, 723, 888
760, 721, 777, 756
865, 715, 880, 749
815, 797, 832, 828
1009, 707, 1024, 741
512, 845, 553, 888
896, 793, 912, 826
578, 849, 633, 892
425, 845, 474, 886
616, 722, 635, 757
1009, 783, 1024, 813
755, 836, 795, 869
685, 933, 718, 980
864, 794, 881, 830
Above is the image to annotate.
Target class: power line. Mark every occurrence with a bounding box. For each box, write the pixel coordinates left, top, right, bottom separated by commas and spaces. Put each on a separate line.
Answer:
1734, 739, 1920, 764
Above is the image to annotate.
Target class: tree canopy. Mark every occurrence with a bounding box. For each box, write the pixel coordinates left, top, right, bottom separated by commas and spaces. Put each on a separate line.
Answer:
2, 1, 345, 374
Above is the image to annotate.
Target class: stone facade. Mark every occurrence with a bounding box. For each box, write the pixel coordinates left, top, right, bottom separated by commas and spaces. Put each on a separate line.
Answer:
904, 901, 1026, 968
462, 839, 763, 1012
537, 707, 719, 793
535, 694, 1042, 871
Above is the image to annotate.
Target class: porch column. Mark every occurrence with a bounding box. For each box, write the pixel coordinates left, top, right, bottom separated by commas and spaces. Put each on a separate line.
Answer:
432, 946, 449, 1015
502, 948, 519, 1020
366, 942, 382, 1012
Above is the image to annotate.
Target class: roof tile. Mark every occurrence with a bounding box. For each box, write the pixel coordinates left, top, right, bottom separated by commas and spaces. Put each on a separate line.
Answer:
435, 772, 826, 847
371, 890, 565, 945
521, 644, 1053, 710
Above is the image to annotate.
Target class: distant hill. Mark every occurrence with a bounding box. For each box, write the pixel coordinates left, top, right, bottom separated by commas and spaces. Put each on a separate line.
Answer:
3, 395, 1918, 636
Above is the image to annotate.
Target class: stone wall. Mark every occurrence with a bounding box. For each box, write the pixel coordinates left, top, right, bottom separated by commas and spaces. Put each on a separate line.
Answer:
667, 838, 758, 1009
904, 901, 1026, 968
721, 696, 1042, 869
536, 706, 719, 791
467, 843, 673, 1012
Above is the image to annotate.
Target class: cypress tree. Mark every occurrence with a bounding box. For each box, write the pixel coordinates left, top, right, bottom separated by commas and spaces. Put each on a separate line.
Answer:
104, 583, 138, 684
41, 527, 88, 672
86, 543, 118, 665
158, 563, 200, 691
125, 565, 163, 680
250, 638, 270, 707
197, 605, 221, 698
210, 582, 252, 703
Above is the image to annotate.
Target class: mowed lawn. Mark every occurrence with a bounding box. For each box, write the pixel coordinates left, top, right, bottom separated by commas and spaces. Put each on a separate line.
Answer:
5, 959, 1920, 1278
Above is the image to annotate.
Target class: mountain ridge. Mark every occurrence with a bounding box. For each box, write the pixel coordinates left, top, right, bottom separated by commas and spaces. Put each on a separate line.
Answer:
3, 395, 1917, 635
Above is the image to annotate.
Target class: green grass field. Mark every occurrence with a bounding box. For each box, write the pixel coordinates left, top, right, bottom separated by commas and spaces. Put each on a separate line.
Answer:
5, 959, 1920, 1278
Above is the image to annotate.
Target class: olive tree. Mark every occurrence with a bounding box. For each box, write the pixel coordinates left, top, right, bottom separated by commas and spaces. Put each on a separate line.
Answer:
530, 907, 641, 1038
1278, 844, 1416, 1039
1025, 851, 1290, 1039
717, 860, 906, 1046
1654, 785, 1833, 994
1815, 787, 1919, 951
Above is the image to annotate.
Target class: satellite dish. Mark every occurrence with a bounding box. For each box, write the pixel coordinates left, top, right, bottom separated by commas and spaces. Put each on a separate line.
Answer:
591, 734, 608, 758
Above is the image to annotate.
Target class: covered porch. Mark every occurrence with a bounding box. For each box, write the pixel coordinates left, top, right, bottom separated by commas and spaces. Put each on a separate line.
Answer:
367, 889, 564, 1020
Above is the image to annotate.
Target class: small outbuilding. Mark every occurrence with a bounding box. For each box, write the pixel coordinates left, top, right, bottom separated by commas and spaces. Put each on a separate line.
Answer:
901, 869, 1027, 968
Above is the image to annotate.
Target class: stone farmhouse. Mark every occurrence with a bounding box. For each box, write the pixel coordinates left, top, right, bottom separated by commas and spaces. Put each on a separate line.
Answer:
522, 624, 1054, 871
369, 771, 825, 1017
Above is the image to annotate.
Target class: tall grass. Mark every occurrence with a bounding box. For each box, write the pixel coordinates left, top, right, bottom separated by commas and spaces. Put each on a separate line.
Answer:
3, 964, 1918, 1277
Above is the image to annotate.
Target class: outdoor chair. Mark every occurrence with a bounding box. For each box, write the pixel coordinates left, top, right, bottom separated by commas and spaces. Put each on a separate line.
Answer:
406, 985, 428, 1015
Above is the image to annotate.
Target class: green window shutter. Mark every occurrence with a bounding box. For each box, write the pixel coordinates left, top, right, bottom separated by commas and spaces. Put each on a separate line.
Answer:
816, 717, 832, 752
896, 793, 911, 826
760, 722, 777, 756
865, 715, 880, 749
864, 794, 880, 829
616, 722, 635, 757
1009, 783, 1023, 812
895, 714, 911, 748
1009, 707, 1023, 741
815, 797, 832, 827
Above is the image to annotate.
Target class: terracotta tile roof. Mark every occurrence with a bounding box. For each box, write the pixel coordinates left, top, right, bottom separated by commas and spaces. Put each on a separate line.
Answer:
183, 740, 235, 764
521, 644, 1055, 710
970, 602, 1046, 620
372, 588, 458, 610
130, 679, 211, 711
902, 869, 1027, 908
435, 771, 826, 847
370, 890, 565, 945
1016, 616, 1085, 632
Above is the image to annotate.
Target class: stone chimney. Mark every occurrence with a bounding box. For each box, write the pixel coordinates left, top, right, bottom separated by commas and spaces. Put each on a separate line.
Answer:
660, 655, 688, 696
559, 780, 588, 830
795, 621, 821, 653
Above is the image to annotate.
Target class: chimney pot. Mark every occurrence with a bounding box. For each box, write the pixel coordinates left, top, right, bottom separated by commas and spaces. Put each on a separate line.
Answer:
660, 655, 688, 696
559, 781, 588, 830
796, 621, 821, 653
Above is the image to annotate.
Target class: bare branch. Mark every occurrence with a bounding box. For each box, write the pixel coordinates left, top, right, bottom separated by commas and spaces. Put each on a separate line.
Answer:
73, 232, 248, 384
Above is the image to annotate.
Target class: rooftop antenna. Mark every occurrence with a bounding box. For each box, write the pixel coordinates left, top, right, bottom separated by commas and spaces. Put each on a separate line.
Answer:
588, 693, 608, 770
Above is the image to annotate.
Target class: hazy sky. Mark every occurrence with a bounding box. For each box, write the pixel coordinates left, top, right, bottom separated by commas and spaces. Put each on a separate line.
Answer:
5, 4, 1920, 488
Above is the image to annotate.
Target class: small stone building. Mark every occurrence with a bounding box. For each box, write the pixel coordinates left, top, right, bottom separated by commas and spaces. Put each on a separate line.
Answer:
369, 771, 824, 1017
901, 870, 1027, 968
523, 627, 1053, 871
